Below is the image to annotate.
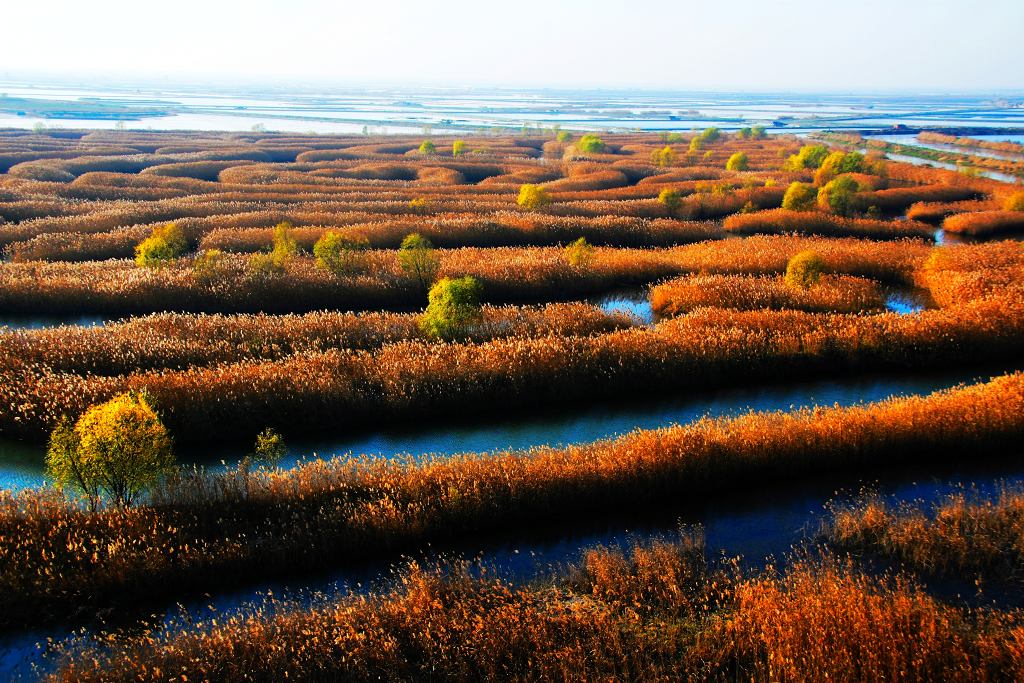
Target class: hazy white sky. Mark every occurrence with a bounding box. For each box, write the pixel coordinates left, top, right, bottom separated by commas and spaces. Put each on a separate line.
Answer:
4, 0, 1021, 91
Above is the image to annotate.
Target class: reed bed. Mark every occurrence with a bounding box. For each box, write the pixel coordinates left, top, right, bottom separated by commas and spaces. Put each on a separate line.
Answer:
2, 242, 1014, 441
906, 198, 1001, 223
1, 372, 1024, 628
16, 287, 1021, 443
826, 488, 1024, 584
858, 184, 983, 213
47, 534, 1024, 683
920, 132, 1024, 157
943, 210, 1024, 236
4, 130, 1024, 645
650, 273, 886, 315
723, 208, 934, 239
670, 234, 929, 283
0, 303, 632, 376
0, 247, 683, 315
199, 214, 720, 252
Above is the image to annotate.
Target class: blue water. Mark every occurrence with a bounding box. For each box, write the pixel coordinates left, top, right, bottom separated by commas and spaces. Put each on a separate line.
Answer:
0, 315, 109, 330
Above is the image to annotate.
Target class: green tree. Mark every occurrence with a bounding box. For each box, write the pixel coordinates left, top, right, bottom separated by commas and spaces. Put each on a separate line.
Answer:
781, 182, 818, 211
784, 144, 829, 171
419, 139, 436, 155
658, 187, 683, 216
817, 175, 860, 216
736, 127, 752, 140
576, 134, 606, 154
452, 140, 466, 157
564, 236, 596, 268
517, 183, 552, 210
135, 222, 187, 268
785, 250, 826, 289
46, 393, 175, 509
314, 230, 369, 276
419, 276, 483, 339
726, 152, 749, 171
556, 130, 572, 143
399, 233, 440, 292
750, 126, 766, 139
652, 145, 676, 167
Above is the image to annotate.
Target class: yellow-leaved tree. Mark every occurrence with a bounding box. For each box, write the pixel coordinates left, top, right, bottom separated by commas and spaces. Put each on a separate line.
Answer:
46, 393, 175, 509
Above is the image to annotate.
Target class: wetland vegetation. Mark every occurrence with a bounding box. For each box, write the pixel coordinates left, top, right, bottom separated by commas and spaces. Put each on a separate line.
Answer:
1, 124, 1023, 680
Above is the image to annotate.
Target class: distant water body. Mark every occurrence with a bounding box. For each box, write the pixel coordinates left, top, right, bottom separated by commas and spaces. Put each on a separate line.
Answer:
2, 82, 1023, 135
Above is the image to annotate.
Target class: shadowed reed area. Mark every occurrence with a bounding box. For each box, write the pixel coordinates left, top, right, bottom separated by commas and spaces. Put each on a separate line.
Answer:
826, 487, 1024, 585
0, 372, 1023, 630
45, 531, 1024, 682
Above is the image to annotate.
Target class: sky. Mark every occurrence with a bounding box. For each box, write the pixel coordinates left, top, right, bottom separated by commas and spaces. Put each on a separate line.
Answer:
3, 0, 1022, 91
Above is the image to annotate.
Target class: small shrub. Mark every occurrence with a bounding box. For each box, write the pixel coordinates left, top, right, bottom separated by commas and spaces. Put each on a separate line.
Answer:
419, 276, 483, 339
564, 236, 596, 268
785, 250, 826, 289
409, 197, 430, 214
556, 131, 572, 143
784, 144, 829, 171
418, 140, 436, 155
398, 233, 440, 291
652, 146, 676, 167
252, 428, 286, 466
135, 222, 187, 268
517, 184, 552, 210
814, 151, 865, 185
658, 188, 682, 215
192, 248, 229, 286
452, 140, 466, 157
46, 393, 175, 509
817, 175, 860, 216
576, 134, 606, 154
726, 152, 749, 171
314, 230, 369, 276
782, 182, 817, 211
248, 253, 281, 278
